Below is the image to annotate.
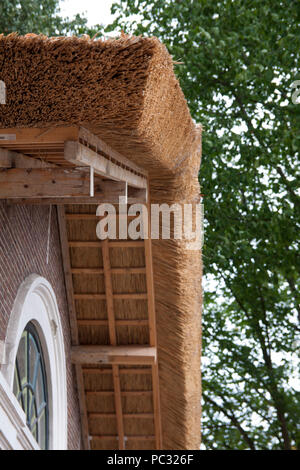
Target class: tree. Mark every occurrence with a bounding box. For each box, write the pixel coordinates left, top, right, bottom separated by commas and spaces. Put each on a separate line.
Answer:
108, 0, 300, 449
0, 0, 101, 36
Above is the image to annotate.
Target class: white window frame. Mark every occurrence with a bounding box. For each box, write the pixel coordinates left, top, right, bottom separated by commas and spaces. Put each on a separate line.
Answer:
0, 274, 68, 450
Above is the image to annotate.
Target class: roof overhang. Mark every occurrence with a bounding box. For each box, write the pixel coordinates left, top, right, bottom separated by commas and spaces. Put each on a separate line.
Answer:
0, 33, 202, 450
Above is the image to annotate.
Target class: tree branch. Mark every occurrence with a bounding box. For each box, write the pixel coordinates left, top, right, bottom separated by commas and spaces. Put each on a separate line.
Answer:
203, 393, 256, 450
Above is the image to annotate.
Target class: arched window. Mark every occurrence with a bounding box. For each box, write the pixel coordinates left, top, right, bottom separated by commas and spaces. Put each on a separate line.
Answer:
2, 274, 67, 450
13, 322, 49, 450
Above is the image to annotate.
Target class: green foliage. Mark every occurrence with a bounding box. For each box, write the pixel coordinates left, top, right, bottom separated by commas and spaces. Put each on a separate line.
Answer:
108, 0, 300, 449
0, 0, 101, 36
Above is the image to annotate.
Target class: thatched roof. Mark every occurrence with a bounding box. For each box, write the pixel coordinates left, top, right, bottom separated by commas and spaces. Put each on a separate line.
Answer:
0, 33, 202, 450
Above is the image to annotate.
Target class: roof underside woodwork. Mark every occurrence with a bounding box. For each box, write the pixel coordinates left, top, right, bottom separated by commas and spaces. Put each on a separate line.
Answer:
0, 33, 202, 448
59, 204, 162, 450
0, 125, 162, 450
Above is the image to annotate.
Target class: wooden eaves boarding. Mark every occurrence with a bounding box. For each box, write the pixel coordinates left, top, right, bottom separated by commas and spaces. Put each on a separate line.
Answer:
0, 126, 162, 450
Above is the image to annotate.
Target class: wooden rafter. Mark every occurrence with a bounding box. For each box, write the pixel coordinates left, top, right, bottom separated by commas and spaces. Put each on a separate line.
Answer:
143, 192, 163, 449
102, 238, 124, 450
57, 206, 90, 450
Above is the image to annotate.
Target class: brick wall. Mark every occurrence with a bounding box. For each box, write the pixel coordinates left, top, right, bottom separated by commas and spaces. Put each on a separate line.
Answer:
0, 202, 82, 450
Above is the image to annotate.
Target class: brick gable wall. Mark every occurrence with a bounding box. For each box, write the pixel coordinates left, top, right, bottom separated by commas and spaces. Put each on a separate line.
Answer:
0, 202, 82, 449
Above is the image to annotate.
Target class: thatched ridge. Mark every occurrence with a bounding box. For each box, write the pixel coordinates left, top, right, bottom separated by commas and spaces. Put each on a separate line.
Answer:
0, 33, 202, 450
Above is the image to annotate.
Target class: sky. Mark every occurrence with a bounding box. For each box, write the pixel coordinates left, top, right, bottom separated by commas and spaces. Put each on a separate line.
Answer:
59, 0, 116, 27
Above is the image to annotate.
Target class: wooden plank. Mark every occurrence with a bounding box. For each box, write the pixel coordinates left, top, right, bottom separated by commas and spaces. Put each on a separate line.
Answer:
102, 237, 124, 449
109, 241, 145, 248
57, 207, 79, 345
83, 368, 151, 375
69, 241, 144, 248
0, 167, 127, 199
74, 294, 147, 300
102, 239, 117, 343
5, 196, 147, 205
71, 345, 156, 365
74, 294, 107, 300
71, 267, 146, 275
88, 413, 154, 419
72, 268, 104, 274
75, 364, 91, 451
77, 319, 149, 327
86, 390, 152, 397
64, 141, 147, 189
0, 126, 78, 144
57, 206, 90, 450
112, 365, 124, 449
66, 213, 137, 220
4, 180, 150, 205
91, 435, 155, 441
111, 267, 146, 274
152, 365, 162, 449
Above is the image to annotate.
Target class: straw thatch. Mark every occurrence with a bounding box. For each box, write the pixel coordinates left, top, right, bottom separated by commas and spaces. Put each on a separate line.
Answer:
0, 33, 202, 450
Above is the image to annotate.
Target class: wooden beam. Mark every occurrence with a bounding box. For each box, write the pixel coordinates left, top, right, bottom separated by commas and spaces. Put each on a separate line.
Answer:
143, 189, 163, 449
69, 241, 144, 248
57, 206, 91, 450
74, 293, 147, 300
57, 207, 79, 345
86, 390, 152, 397
71, 267, 146, 275
79, 127, 148, 177
0, 126, 78, 144
0, 148, 56, 168
4, 192, 145, 205
102, 237, 125, 449
88, 413, 154, 419
77, 319, 149, 327
64, 141, 147, 189
91, 435, 155, 441
112, 365, 124, 449
71, 345, 156, 365
0, 167, 127, 199
83, 368, 152, 375
66, 213, 137, 220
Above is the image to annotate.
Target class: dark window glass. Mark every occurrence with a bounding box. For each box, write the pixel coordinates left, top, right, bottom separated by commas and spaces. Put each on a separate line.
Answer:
13, 322, 49, 449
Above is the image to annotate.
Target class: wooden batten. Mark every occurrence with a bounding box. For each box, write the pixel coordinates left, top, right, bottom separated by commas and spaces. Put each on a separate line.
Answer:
57, 206, 91, 450
78, 127, 148, 178
77, 319, 149, 327
71, 345, 157, 365
64, 141, 147, 189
